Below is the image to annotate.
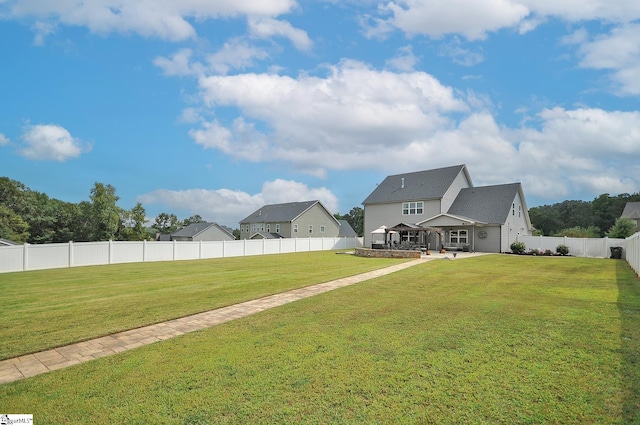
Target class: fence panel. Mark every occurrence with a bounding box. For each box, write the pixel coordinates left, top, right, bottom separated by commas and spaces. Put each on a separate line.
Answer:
26, 243, 70, 271
627, 233, 640, 275
145, 242, 175, 262
0, 237, 363, 274
73, 242, 110, 267
0, 245, 25, 273
201, 241, 224, 259
174, 242, 200, 261
111, 241, 144, 264
518, 235, 625, 258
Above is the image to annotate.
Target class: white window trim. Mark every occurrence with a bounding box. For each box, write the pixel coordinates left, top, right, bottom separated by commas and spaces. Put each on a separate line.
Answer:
402, 201, 424, 215
293, 224, 298, 233
308, 225, 313, 234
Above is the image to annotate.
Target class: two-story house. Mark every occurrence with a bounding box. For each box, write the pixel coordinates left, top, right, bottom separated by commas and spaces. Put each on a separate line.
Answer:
239, 200, 340, 240
362, 164, 533, 252
621, 202, 640, 233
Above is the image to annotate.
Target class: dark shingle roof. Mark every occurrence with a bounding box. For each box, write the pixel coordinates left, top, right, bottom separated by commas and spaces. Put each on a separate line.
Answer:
362, 165, 468, 204
240, 200, 319, 224
446, 183, 521, 224
622, 202, 640, 219
337, 220, 357, 237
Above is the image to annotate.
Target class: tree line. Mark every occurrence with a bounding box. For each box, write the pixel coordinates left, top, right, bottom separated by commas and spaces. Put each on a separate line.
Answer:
0, 177, 210, 244
529, 193, 640, 237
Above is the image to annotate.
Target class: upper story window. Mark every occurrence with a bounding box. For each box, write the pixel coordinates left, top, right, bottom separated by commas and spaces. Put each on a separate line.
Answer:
402, 201, 424, 215
293, 224, 298, 233
276, 224, 280, 233
266, 224, 270, 232
308, 225, 313, 234
320, 225, 325, 233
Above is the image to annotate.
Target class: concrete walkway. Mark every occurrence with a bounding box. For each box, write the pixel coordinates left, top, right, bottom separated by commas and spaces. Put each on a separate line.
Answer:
0, 252, 484, 384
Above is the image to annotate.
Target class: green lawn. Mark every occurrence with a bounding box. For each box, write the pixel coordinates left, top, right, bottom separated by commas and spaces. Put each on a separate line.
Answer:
0, 251, 408, 360
1, 254, 639, 424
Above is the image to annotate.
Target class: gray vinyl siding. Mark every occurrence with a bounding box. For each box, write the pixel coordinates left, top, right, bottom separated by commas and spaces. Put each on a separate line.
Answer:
441, 169, 472, 213
291, 204, 340, 237
363, 199, 441, 246
473, 226, 501, 252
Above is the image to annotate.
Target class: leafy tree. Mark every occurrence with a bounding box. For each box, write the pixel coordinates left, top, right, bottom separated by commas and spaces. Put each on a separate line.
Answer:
0, 204, 29, 242
152, 212, 182, 234
335, 206, 364, 236
120, 202, 149, 241
528, 205, 563, 236
606, 217, 636, 239
89, 183, 122, 241
555, 226, 601, 238
183, 215, 205, 226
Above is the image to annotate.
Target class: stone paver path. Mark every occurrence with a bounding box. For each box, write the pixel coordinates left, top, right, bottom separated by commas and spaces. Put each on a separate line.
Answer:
0, 252, 485, 384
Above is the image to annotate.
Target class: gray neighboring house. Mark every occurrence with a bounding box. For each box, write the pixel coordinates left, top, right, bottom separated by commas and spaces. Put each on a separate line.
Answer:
239, 200, 340, 239
362, 164, 533, 252
337, 220, 358, 238
621, 202, 640, 232
0, 238, 20, 246
170, 222, 235, 242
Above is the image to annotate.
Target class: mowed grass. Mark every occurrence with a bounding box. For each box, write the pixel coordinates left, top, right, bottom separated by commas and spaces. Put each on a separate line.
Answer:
2, 255, 640, 424
0, 251, 408, 360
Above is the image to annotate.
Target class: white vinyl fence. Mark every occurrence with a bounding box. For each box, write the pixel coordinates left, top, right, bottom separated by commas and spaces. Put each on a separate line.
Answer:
517, 235, 626, 259
0, 237, 363, 274
626, 232, 640, 276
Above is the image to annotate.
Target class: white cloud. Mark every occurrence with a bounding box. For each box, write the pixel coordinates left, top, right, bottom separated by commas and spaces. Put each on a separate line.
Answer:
439, 39, 484, 67
248, 16, 313, 51
386, 45, 419, 71
575, 23, 640, 95
205, 38, 270, 75
138, 179, 338, 227
375, 0, 530, 40
4, 0, 297, 42
192, 60, 467, 176
154, 40, 269, 77
19, 124, 91, 161
0, 133, 10, 145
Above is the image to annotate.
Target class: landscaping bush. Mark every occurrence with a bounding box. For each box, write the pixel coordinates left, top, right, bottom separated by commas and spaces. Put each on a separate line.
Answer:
556, 244, 570, 256
510, 241, 526, 254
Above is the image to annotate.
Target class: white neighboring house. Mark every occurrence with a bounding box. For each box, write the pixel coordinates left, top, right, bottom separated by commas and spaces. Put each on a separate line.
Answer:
362, 164, 533, 252
170, 222, 235, 242
239, 200, 340, 240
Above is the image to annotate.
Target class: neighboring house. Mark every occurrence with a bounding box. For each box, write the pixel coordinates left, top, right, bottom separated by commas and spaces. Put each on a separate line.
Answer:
0, 238, 20, 246
170, 222, 235, 242
362, 164, 533, 253
249, 232, 285, 240
337, 220, 358, 238
621, 202, 640, 232
239, 200, 340, 239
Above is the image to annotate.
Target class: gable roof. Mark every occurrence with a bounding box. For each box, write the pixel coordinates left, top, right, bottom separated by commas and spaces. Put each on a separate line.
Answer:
250, 232, 284, 239
171, 222, 233, 238
622, 202, 640, 219
240, 200, 338, 224
362, 164, 470, 204
0, 238, 20, 246
446, 183, 523, 225
337, 220, 358, 237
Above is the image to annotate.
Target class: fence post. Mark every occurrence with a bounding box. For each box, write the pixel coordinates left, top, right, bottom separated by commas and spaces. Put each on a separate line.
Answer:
23, 243, 28, 272
109, 240, 113, 264
173, 240, 177, 261
143, 240, 147, 262
199, 240, 203, 259
69, 241, 74, 268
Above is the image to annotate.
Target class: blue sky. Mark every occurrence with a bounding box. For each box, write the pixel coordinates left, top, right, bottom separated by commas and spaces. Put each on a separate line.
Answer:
1, 0, 639, 228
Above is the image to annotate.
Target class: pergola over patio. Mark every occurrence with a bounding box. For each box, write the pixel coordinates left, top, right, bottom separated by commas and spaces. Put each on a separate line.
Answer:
385, 223, 443, 249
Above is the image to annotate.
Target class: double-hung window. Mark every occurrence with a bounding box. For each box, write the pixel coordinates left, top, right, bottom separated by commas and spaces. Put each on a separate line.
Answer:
402, 201, 424, 215
450, 230, 468, 244
293, 224, 298, 233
